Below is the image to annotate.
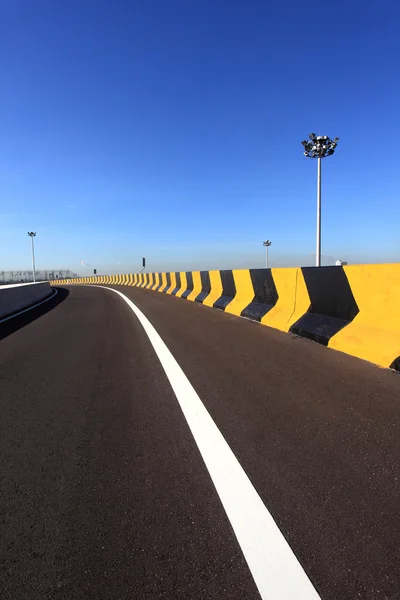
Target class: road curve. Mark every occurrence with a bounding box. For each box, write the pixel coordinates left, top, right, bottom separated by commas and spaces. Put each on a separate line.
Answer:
1, 284, 400, 599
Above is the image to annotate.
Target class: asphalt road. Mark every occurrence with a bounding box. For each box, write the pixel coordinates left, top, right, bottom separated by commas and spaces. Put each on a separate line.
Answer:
1, 284, 400, 599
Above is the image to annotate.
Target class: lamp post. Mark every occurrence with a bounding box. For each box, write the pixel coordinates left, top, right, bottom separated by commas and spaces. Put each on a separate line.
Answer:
263, 240, 272, 269
301, 133, 339, 267
27, 232, 37, 282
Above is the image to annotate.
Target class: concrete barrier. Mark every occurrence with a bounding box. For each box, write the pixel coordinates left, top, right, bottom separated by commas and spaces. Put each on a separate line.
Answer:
261, 267, 310, 332
161, 273, 171, 293
195, 271, 212, 304
328, 264, 400, 369
187, 271, 202, 302
51, 264, 400, 371
171, 272, 183, 296
213, 270, 236, 310
181, 272, 194, 299
289, 266, 359, 346
175, 272, 187, 297
202, 270, 223, 308
166, 272, 176, 295
0, 282, 53, 320
241, 268, 279, 322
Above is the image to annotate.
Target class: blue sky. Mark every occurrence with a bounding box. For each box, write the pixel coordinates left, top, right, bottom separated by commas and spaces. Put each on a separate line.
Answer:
1, 0, 399, 274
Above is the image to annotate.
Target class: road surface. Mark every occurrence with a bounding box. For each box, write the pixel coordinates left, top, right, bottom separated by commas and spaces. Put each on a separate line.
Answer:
1, 284, 400, 599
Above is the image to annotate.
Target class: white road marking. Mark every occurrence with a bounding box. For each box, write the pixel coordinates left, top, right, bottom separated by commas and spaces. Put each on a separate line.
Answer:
0, 289, 58, 325
98, 285, 321, 600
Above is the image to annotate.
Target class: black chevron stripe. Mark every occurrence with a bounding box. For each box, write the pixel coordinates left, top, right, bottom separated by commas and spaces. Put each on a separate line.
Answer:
241, 269, 278, 322
290, 266, 359, 346
213, 270, 236, 310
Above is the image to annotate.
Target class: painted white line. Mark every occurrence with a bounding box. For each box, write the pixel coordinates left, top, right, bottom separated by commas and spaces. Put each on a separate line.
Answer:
0, 289, 58, 325
96, 285, 321, 599
0, 281, 48, 289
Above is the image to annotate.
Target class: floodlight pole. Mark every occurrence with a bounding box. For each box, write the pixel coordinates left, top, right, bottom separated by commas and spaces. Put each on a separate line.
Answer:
263, 240, 272, 268
301, 133, 339, 267
27, 232, 37, 282
316, 157, 322, 267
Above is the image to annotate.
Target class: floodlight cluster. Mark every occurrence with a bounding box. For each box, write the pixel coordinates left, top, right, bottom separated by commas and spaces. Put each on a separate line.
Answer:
301, 133, 339, 158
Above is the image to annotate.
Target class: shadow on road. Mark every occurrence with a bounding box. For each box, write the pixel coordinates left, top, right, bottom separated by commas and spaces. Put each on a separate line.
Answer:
0, 287, 69, 343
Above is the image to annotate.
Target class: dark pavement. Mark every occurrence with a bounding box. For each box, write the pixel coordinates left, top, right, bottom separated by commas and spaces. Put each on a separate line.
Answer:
1, 283, 400, 599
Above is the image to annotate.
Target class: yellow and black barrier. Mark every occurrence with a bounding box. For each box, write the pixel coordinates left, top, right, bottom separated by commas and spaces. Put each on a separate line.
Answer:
51, 264, 400, 371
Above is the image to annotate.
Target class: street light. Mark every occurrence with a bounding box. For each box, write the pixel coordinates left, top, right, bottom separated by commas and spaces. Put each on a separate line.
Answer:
263, 240, 272, 269
301, 133, 339, 266
27, 232, 37, 282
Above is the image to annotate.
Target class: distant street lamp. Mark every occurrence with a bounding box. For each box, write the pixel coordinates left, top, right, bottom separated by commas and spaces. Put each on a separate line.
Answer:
27, 232, 37, 282
301, 133, 339, 266
263, 240, 272, 269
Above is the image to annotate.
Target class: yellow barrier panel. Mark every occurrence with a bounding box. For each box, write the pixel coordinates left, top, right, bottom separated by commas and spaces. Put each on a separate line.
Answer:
225, 270, 254, 316
187, 271, 202, 302
167, 272, 176, 294
151, 273, 159, 290
158, 273, 167, 292
146, 273, 154, 289
203, 270, 223, 308
329, 264, 400, 368
175, 272, 187, 297
262, 268, 310, 332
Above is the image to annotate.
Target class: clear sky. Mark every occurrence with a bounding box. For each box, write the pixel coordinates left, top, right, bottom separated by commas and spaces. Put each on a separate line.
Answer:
1, 0, 399, 275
